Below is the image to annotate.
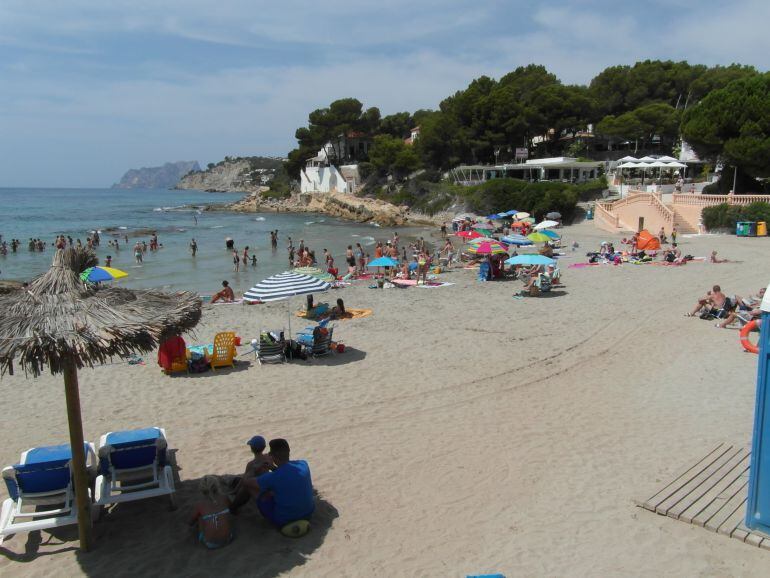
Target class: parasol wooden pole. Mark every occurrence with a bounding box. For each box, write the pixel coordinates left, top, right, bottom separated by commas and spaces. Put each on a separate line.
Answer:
63, 357, 93, 551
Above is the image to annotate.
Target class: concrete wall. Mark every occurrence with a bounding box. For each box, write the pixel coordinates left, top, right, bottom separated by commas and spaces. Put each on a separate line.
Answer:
300, 165, 349, 194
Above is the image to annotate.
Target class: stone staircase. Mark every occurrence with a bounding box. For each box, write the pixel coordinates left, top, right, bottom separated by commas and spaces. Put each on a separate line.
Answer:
670, 206, 697, 234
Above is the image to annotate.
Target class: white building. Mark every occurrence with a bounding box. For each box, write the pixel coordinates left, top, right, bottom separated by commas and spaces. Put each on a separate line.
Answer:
300, 144, 361, 194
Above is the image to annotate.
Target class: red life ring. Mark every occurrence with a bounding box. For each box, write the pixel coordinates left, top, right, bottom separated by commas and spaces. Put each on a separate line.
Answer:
740, 320, 760, 354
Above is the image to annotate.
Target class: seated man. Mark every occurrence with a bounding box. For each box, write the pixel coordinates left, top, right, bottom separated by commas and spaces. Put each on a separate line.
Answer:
687, 285, 725, 317
230, 439, 314, 528
211, 280, 235, 303
716, 288, 766, 328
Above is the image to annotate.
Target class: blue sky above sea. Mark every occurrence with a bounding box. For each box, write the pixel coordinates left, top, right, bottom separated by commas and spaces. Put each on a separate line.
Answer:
1, 0, 768, 188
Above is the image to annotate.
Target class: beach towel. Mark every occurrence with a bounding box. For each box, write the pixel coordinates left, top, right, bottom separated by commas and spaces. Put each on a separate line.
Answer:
416, 282, 455, 289
188, 344, 214, 359
295, 308, 373, 320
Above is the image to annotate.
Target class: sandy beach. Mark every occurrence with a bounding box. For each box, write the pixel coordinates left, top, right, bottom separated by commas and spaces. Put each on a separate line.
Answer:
2, 221, 770, 577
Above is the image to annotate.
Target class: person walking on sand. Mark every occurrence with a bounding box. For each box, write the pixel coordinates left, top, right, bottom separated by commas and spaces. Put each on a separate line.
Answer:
671, 227, 677, 244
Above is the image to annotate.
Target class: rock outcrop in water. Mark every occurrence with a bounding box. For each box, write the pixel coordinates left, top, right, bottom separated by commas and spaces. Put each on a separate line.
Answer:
112, 161, 200, 190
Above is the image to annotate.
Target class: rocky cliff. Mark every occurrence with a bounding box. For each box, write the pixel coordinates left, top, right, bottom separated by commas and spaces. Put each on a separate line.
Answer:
175, 156, 283, 193
112, 161, 200, 189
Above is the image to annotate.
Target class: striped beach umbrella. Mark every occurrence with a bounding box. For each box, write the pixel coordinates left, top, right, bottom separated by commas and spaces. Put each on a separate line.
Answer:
244, 272, 330, 304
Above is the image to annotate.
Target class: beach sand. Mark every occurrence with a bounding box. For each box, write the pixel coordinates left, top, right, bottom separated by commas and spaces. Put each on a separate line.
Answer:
2, 222, 770, 576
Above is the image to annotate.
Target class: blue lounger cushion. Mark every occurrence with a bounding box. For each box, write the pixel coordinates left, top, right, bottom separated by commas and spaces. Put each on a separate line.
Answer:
4, 443, 91, 500
99, 427, 166, 475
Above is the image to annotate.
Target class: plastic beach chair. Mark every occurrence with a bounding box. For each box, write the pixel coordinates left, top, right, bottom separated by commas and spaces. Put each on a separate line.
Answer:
257, 330, 286, 365
93, 427, 176, 511
1, 443, 96, 545
303, 326, 335, 358
209, 331, 236, 370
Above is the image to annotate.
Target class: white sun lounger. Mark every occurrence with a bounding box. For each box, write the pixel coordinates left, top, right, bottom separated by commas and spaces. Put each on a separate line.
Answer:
0, 443, 96, 545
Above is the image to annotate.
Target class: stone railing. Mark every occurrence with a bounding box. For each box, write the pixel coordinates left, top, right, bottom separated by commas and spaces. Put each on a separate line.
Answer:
594, 201, 619, 229
671, 193, 770, 206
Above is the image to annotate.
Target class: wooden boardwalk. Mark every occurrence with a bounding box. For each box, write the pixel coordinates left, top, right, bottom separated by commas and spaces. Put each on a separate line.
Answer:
636, 443, 770, 550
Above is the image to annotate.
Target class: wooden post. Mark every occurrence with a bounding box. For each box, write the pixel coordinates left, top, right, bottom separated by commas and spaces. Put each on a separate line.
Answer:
63, 358, 93, 551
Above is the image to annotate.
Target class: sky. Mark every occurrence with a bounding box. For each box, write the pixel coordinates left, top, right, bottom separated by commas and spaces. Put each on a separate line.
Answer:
1, 0, 768, 188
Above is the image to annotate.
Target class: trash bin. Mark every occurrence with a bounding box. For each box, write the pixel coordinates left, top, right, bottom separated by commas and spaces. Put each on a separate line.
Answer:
757, 221, 768, 236
749, 222, 757, 236
736, 221, 752, 237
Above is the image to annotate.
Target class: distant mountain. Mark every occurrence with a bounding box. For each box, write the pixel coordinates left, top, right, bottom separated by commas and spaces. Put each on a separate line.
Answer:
112, 161, 201, 189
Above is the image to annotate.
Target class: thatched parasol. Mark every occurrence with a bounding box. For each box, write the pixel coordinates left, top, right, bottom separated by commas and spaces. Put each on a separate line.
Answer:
0, 248, 201, 550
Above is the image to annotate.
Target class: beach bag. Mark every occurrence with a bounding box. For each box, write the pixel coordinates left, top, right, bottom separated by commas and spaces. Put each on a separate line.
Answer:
189, 357, 209, 373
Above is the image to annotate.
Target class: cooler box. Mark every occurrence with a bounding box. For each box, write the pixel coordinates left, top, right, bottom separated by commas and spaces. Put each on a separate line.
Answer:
757, 221, 768, 236
736, 222, 752, 237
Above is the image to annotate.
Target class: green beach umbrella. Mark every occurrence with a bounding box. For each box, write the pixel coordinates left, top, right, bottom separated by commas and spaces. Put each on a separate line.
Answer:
527, 232, 552, 243
293, 266, 335, 282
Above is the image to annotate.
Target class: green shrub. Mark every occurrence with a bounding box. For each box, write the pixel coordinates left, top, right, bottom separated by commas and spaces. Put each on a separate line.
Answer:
702, 201, 770, 231
460, 178, 580, 221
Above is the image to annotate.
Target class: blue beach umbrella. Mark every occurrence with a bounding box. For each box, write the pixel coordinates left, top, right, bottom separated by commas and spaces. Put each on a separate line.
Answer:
540, 229, 560, 240
367, 256, 398, 268
503, 210, 520, 216
501, 235, 533, 246
504, 254, 556, 266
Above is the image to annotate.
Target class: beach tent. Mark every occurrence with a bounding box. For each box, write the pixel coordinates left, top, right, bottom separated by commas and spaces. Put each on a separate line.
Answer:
636, 229, 661, 251
0, 248, 202, 550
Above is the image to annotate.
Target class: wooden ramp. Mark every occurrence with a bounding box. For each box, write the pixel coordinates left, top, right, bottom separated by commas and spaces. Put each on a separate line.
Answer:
635, 443, 770, 550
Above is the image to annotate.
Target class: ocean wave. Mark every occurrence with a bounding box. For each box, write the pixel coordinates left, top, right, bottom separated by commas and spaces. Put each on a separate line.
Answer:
361, 236, 376, 246
154, 204, 189, 212
304, 221, 315, 225
254, 217, 266, 221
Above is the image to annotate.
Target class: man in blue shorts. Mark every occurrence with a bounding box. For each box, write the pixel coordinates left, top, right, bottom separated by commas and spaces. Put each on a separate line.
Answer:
230, 438, 314, 527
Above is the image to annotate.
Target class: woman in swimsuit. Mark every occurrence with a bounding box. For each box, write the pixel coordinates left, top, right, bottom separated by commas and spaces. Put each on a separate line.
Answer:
189, 475, 233, 549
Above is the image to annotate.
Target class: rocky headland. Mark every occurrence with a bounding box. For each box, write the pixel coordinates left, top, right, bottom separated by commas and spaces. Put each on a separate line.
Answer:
112, 161, 200, 189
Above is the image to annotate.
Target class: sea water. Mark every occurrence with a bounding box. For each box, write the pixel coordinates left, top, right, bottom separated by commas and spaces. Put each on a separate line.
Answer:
0, 188, 432, 294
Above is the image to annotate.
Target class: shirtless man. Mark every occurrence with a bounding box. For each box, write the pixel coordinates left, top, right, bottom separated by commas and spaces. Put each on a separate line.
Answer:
716, 288, 766, 328
688, 285, 726, 317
